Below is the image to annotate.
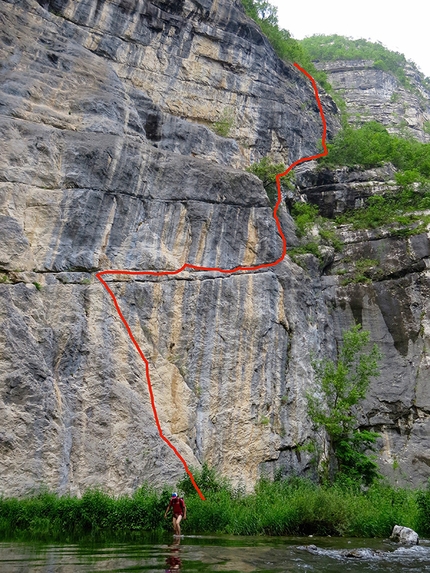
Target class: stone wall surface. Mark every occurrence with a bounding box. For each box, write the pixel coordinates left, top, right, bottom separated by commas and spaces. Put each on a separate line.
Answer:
315, 59, 430, 142
296, 161, 430, 486
0, 0, 339, 496
1, 0, 430, 497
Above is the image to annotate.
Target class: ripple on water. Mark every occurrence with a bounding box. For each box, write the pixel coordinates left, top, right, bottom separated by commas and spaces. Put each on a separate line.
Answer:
0, 537, 430, 573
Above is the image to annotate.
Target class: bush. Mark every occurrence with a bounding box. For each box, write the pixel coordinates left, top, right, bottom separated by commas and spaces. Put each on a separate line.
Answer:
306, 324, 382, 485
320, 122, 430, 177
289, 203, 343, 254
335, 187, 430, 231
240, 0, 331, 91
0, 475, 424, 540
291, 202, 319, 237
212, 108, 235, 137
417, 483, 430, 534
246, 156, 286, 206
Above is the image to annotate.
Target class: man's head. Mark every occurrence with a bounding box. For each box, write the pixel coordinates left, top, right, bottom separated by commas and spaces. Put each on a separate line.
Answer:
171, 492, 178, 498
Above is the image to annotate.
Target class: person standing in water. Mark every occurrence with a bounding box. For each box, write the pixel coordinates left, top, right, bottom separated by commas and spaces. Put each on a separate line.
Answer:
164, 493, 186, 536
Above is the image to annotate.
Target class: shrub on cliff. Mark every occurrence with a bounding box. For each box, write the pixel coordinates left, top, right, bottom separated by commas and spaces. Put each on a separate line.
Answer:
320, 121, 430, 177
246, 156, 286, 205
240, 0, 330, 91
318, 122, 430, 230
306, 324, 382, 486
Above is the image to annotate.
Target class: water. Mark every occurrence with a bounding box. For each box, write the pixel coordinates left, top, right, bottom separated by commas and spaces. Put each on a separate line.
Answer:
1, 535, 430, 572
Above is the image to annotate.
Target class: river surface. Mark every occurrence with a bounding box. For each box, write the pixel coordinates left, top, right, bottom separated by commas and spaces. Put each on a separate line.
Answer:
1, 535, 430, 572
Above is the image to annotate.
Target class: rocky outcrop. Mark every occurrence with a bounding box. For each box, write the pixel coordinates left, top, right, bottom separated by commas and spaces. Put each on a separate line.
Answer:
295, 161, 398, 218
391, 525, 419, 545
0, 0, 340, 496
1, 0, 430, 498
294, 162, 430, 487
315, 59, 430, 142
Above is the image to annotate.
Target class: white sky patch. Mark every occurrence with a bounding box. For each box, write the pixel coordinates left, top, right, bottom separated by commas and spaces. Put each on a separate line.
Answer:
269, 0, 430, 78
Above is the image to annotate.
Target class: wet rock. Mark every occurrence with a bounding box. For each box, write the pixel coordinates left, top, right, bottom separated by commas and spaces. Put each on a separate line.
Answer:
297, 544, 319, 553
390, 525, 419, 545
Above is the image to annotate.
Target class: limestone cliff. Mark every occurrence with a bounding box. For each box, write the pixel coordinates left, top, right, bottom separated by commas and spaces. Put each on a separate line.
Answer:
295, 161, 430, 486
0, 0, 340, 496
1, 0, 429, 498
315, 59, 430, 142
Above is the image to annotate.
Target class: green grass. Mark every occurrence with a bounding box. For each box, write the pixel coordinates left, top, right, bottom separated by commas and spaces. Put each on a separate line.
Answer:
0, 486, 171, 542
212, 108, 235, 138
1, 470, 429, 541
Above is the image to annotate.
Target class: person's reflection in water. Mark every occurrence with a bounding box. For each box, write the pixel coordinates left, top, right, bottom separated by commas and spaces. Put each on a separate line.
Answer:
165, 537, 182, 572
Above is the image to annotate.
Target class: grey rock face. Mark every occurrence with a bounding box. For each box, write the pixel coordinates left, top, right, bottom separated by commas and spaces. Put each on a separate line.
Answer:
314, 60, 430, 142
295, 161, 398, 218
390, 525, 419, 545
1, 0, 430, 497
28, 0, 339, 168
0, 0, 339, 496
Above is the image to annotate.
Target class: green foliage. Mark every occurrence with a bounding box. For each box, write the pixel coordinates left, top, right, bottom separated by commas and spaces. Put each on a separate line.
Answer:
417, 481, 430, 534
339, 258, 379, 286
246, 156, 286, 206
320, 122, 430, 176
212, 108, 235, 137
300, 34, 430, 93
180, 472, 420, 537
177, 462, 230, 497
33, 282, 42, 291
335, 187, 430, 231
0, 474, 425, 540
336, 430, 381, 484
424, 121, 430, 136
240, 0, 331, 91
291, 202, 319, 237
0, 486, 170, 541
320, 122, 430, 233
307, 324, 382, 485
290, 203, 343, 255
288, 241, 321, 261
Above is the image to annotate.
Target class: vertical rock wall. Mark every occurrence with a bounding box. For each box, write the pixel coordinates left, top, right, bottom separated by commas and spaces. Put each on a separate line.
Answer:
315, 59, 430, 142
0, 0, 338, 495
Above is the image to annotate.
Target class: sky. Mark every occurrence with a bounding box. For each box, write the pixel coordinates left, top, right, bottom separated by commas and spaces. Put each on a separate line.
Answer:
269, 0, 430, 78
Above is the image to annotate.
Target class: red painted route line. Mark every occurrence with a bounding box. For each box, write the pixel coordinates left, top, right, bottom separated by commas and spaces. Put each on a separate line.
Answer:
96, 63, 328, 500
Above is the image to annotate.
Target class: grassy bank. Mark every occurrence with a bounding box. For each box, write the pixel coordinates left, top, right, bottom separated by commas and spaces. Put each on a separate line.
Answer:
1, 473, 430, 541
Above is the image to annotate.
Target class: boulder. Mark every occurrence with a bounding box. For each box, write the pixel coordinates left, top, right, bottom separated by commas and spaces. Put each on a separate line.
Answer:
390, 525, 419, 545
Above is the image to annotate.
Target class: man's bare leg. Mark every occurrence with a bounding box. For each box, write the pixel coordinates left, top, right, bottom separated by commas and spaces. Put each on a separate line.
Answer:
175, 515, 182, 536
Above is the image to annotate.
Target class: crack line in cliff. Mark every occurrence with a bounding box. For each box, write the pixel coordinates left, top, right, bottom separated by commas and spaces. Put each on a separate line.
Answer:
95, 64, 328, 500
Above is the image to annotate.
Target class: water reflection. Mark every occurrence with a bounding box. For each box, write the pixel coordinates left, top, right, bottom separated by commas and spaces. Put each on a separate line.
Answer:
1, 536, 430, 573
165, 537, 182, 572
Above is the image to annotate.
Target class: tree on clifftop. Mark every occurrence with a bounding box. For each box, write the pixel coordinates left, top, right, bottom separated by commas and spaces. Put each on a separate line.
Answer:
306, 324, 382, 486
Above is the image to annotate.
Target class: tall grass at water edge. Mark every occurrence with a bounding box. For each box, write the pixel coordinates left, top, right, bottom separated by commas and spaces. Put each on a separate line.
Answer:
1, 475, 429, 541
